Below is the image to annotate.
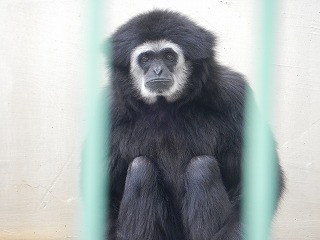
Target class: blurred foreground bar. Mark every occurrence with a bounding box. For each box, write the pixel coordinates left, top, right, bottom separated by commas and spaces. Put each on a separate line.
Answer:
82, 1, 108, 240
242, 1, 279, 240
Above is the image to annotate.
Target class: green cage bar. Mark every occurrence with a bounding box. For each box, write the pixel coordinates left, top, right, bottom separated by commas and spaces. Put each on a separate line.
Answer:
242, 0, 279, 239
82, 0, 107, 240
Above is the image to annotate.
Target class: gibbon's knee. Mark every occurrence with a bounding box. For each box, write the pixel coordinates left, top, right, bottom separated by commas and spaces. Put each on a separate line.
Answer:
125, 156, 157, 192
185, 155, 221, 185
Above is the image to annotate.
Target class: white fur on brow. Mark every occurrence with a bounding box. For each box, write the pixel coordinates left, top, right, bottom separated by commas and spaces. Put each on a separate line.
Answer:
130, 40, 190, 104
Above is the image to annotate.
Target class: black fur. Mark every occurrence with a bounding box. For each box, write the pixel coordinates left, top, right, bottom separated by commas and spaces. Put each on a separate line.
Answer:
108, 10, 283, 240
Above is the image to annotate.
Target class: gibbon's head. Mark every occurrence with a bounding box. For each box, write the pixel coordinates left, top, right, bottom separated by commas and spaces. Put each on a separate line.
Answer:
111, 10, 216, 104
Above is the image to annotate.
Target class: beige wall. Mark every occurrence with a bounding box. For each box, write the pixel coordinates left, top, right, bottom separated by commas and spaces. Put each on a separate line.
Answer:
0, 0, 319, 239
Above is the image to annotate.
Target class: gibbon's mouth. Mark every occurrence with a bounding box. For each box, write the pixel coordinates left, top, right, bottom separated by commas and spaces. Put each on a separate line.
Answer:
147, 78, 172, 83
145, 78, 174, 93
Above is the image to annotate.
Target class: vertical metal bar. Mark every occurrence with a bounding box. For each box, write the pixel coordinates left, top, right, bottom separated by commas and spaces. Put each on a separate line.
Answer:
82, 1, 107, 240
242, 1, 278, 239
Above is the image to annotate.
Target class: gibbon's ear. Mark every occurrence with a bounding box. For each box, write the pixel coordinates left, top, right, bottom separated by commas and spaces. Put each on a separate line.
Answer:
111, 28, 140, 67
102, 37, 112, 66
102, 37, 112, 55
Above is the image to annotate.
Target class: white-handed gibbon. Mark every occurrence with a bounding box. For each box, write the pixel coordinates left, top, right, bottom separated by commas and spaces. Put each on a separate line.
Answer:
107, 10, 284, 240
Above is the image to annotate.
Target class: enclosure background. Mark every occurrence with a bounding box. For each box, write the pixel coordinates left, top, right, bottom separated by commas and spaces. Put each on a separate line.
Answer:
0, 0, 319, 239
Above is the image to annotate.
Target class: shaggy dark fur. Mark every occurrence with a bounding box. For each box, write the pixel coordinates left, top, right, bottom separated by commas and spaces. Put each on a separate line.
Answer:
108, 10, 283, 240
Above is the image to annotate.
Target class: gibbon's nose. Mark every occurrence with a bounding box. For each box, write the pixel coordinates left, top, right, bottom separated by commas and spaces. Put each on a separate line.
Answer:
153, 66, 163, 76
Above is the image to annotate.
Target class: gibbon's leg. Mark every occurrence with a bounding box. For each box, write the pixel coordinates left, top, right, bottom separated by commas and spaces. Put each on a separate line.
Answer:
117, 156, 183, 240
211, 212, 242, 240
182, 155, 235, 240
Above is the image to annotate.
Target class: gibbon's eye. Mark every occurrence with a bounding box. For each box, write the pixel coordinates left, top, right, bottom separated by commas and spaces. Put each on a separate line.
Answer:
165, 52, 175, 61
140, 54, 150, 64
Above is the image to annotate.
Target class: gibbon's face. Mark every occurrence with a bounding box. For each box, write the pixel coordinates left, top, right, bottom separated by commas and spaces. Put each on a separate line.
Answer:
130, 40, 191, 104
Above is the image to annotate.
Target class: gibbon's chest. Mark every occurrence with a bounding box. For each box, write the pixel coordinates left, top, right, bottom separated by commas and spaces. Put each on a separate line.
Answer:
120, 109, 223, 188
113, 107, 228, 189
119, 109, 221, 165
